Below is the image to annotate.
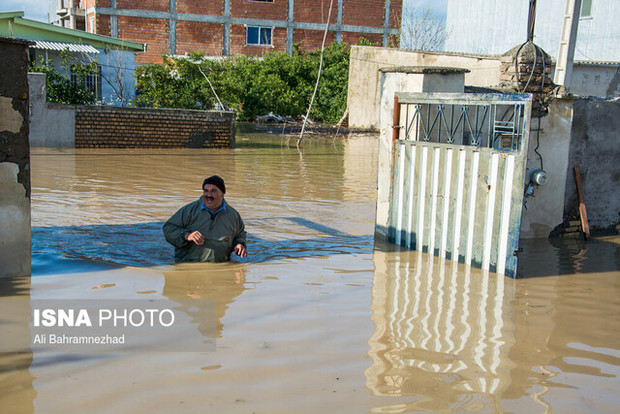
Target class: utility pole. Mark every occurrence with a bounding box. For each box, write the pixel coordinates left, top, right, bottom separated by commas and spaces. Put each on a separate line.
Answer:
554, 0, 582, 90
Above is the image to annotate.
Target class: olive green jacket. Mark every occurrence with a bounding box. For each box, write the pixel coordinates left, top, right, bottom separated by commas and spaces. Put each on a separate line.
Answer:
163, 198, 246, 262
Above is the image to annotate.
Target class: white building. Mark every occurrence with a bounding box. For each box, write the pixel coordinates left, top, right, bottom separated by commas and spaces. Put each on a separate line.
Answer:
445, 0, 620, 62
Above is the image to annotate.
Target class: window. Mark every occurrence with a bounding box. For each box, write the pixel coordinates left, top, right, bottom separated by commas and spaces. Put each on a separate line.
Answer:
71, 64, 102, 100
580, 0, 592, 18
88, 17, 95, 33
246, 26, 272, 46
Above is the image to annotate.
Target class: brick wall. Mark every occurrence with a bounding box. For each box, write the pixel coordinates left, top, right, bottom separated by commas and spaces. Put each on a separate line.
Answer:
294, 0, 339, 24
230, 0, 287, 19
342, 32, 382, 46
97, 13, 111, 37
118, 16, 170, 64
177, 0, 223, 15
177, 21, 224, 56
343, 0, 385, 26
293, 30, 337, 53
117, 0, 167, 12
74, 106, 236, 148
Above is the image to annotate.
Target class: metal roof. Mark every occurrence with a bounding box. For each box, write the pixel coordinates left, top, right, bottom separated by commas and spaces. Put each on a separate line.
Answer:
32, 40, 99, 54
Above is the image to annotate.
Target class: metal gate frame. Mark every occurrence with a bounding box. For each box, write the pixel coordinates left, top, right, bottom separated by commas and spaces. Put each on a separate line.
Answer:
388, 92, 532, 277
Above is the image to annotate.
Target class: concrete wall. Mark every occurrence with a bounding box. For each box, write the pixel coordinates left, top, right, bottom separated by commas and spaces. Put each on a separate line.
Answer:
520, 99, 574, 238
521, 97, 620, 237
28, 72, 75, 147
348, 46, 502, 130
570, 65, 620, 98
0, 37, 31, 278
565, 98, 620, 232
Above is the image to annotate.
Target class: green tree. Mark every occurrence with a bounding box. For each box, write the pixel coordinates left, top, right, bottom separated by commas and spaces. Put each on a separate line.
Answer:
29, 50, 98, 105
134, 43, 351, 124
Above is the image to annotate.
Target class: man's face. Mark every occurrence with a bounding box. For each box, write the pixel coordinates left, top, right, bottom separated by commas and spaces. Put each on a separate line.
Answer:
202, 184, 224, 211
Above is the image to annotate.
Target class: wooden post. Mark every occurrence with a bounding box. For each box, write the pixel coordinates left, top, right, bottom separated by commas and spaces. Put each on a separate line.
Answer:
392, 94, 400, 143
573, 167, 590, 240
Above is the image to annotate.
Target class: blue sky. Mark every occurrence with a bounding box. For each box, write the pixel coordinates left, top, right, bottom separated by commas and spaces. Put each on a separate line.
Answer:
3, 0, 448, 24
2, 0, 57, 22
406, 0, 448, 19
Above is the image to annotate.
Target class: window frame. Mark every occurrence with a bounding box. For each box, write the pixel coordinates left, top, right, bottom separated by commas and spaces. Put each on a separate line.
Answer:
245, 25, 273, 47
70, 64, 102, 101
580, 0, 593, 19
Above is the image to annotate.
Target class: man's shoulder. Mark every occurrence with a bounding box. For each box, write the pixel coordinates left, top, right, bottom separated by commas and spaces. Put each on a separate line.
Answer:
223, 201, 243, 218
178, 198, 203, 212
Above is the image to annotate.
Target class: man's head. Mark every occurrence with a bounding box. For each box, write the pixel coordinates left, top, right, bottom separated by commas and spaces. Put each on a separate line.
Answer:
202, 175, 226, 211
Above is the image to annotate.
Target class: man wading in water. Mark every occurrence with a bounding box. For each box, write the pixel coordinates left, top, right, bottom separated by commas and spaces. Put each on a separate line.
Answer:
163, 175, 247, 262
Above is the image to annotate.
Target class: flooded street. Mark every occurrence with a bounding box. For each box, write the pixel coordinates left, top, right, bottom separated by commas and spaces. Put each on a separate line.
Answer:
1, 132, 619, 413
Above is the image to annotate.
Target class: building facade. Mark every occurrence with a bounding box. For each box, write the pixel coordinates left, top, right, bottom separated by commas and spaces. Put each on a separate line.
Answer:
0, 11, 145, 105
73, 0, 401, 64
445, 0, 620, 62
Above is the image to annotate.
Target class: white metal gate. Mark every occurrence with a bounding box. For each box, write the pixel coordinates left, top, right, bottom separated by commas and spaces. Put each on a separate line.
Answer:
388, 93, 532, 277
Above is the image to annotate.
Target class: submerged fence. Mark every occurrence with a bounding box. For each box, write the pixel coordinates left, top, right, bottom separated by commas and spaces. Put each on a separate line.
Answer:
388, 93, 532, 277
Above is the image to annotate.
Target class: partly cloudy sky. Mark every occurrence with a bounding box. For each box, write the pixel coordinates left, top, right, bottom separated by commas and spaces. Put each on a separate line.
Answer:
406, 0, 448, 18
3, 0, 448, 24
2, 0, 56, 22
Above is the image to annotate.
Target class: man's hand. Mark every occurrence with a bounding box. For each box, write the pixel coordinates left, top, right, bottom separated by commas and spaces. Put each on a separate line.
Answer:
185, 231, 205, 245
233, 243, 247, 258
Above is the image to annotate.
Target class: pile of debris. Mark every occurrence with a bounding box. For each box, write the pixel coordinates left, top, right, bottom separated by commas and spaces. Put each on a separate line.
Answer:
499, 43, 559, 116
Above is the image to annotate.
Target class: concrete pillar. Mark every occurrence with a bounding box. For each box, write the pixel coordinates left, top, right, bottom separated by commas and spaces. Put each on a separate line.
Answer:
375, 67, 468, 241
0, 37, 32, 278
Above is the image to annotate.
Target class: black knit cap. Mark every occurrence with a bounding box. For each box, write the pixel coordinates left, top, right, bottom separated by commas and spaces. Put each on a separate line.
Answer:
203, 175, 226, 194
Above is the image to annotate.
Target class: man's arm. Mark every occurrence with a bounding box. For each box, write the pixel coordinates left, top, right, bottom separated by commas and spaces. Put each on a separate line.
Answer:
163, 206, 192, 248
232, 215, 247, 258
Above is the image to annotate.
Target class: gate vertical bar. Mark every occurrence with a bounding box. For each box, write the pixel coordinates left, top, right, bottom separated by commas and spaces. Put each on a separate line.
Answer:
465, 151, 480, 265
440, 149, 453, 258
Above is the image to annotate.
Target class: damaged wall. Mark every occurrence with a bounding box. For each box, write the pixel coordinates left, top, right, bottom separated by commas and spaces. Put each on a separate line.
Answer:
0, 36, 31, 278
565, 98, 620, 232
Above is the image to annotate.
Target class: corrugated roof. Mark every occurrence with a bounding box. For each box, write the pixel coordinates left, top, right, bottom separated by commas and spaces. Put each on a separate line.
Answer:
32, 40, 99, 54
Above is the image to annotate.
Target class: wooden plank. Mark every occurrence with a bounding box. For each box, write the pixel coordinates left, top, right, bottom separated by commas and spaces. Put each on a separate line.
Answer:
573, 167, 591, 240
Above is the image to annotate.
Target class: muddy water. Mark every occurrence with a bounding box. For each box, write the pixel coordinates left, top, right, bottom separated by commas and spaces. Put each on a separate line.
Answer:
1, 133, 619, 413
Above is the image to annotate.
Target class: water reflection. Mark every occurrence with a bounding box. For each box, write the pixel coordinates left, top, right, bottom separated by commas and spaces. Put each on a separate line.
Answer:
518, 236, 620, 277
367, 243, 620, 412
162, 263, 248, 338
367, 248, 513, 411
0, 276, 35, 414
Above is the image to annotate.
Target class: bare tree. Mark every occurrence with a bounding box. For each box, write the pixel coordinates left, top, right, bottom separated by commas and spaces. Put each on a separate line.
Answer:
393, 8, 448, 52
81, 42, 135, 106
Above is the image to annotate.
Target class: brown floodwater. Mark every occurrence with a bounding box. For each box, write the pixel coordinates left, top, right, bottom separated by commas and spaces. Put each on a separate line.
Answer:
1, 132, 619, 413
